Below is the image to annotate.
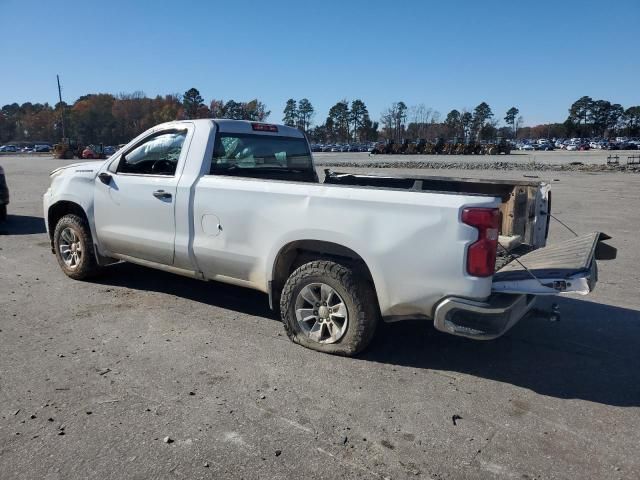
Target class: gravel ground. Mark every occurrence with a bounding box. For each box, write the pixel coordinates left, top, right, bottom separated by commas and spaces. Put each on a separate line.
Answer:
1, 155, 639, 479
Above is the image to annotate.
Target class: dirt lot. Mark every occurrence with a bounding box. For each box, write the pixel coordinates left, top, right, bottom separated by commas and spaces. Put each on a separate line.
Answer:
1, 154, 639, 479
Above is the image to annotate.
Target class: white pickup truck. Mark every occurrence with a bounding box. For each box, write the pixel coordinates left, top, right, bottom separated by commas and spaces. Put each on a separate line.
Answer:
43, 120, 615, 355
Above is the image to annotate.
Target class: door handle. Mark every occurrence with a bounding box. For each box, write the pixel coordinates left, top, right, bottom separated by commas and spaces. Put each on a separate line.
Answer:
98, 172, 112, 185
152, 190, 172, 200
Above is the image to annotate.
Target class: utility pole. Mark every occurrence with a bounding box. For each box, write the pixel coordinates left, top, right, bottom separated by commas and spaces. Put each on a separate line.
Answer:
57, 74, 66, 139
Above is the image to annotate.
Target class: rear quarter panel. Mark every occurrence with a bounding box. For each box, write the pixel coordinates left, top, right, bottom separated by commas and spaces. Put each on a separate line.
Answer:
192, 176, 500, 318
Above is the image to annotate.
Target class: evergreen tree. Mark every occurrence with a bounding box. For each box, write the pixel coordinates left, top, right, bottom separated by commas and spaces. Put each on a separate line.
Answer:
349, 99, 368, 141
504, 107, 519, 137
327, 100, 350, 142
283, 99, 297, 126
182, 88, 206, 119
297, 98, 314, 131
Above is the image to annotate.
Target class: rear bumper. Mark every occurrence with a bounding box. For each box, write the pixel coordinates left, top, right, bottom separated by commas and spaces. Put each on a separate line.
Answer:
433, 293, 536, 340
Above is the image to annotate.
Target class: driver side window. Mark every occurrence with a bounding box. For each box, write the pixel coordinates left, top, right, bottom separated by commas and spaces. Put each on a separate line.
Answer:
117, 130, 187, 176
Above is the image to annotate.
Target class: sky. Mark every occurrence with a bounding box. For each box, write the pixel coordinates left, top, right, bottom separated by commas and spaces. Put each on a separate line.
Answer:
1, 0, 638, 127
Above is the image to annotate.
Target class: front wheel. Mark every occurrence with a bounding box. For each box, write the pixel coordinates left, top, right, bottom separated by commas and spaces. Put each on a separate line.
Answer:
53, 214, 100, 280
280, 260, 379, 356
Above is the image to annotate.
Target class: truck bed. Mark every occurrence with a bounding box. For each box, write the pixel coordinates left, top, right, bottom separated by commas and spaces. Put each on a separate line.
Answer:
324, 170, 549, 251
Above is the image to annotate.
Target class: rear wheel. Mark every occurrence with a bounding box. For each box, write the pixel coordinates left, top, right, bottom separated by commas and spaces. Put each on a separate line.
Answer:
53, 214, 100, 280
0, 204, 6, 222
280, 260, 379, 356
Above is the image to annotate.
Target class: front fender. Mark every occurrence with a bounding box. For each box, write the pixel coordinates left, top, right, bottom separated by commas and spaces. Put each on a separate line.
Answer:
44, 172, 100, 253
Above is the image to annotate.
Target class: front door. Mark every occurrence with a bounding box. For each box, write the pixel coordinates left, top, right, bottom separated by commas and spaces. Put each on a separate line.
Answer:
94, 129, 188, 265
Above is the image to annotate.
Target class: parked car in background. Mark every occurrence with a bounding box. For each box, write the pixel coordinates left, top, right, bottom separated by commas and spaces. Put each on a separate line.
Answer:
104, 146, 117, 156
519, 143, 534, 151
531, 140, 553, 151
82, 145, 108, 159
0, 164, 9, 221
34, 144, 52, 153
83, 147, 97, 159
0, 145, 18, 152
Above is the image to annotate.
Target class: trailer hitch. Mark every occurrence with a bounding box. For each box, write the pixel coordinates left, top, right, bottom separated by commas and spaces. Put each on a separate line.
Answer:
529, 303, 561, 322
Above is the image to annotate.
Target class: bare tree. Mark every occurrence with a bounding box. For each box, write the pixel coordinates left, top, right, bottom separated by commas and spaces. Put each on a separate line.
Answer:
410, 104, 431, 138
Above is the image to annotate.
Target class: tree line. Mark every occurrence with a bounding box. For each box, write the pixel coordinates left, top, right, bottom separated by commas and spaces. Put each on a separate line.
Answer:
1, 87, 639, 145
565, 96, 640, 138
0, 88, 269, 145
310, 97, 640, 143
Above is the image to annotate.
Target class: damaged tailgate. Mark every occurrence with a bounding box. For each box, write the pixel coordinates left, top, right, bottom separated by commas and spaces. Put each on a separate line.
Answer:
492, 232, 616, 295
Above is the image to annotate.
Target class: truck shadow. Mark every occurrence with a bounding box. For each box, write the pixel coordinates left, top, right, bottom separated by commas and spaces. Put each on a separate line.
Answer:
0, 214, 47, 235
363, 297, 640, 407
93, 262, 276, 319
93, 263, 639, 407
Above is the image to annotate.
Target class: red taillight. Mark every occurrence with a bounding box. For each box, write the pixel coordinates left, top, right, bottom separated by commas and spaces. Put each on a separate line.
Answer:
251, 123, 278, 132
462, 207, 500, 277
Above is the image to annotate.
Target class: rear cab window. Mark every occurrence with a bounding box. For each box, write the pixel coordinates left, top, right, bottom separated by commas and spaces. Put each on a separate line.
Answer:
209, 133, 317, 183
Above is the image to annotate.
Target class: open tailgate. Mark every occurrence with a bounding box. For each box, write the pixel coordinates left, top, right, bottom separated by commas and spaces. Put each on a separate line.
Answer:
492, 232, 616, 295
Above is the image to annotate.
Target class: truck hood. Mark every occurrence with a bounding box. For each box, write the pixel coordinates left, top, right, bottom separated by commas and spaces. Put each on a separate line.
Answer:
50, 161, 103, 177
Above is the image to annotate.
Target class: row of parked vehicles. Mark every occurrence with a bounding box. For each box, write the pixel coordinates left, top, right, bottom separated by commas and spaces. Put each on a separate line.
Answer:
369, 138, 512, 155
583, 139, 640, 150
310, 143, 374, 153
516, 138, 640, 152
0, 144, 53, 153
51, 141, 116, 159
313, 139, 513, 155
0, 142, 118, 158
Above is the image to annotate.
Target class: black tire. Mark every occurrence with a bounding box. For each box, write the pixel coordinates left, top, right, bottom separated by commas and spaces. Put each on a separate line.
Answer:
0, 204, 6, 222
53, 214, 100, 280
280, 260, 379, 356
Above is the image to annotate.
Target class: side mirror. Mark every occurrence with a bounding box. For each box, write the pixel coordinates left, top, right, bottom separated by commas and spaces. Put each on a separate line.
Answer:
98, 172, 112, 185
